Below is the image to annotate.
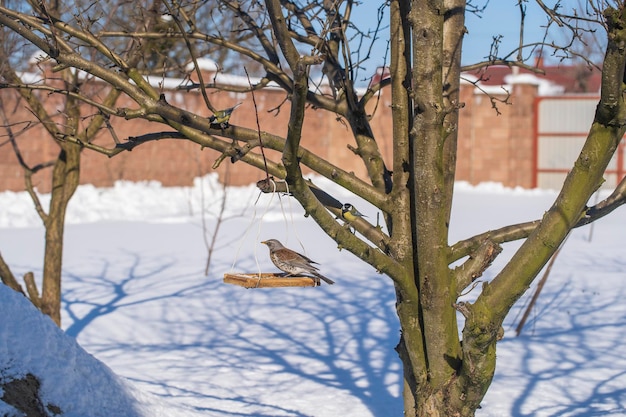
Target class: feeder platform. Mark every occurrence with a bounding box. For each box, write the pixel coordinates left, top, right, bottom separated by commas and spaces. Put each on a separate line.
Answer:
223, 273, 320, 288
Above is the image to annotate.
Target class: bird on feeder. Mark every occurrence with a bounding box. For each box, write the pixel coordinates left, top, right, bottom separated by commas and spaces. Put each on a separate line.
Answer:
261, 239, 335, 285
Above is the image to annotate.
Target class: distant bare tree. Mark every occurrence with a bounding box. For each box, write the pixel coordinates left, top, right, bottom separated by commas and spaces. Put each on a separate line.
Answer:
0, 0, 171, 326
1, 1, 625, 416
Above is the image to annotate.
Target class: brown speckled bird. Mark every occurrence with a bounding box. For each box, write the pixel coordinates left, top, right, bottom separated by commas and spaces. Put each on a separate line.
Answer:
261, 239, 335, 285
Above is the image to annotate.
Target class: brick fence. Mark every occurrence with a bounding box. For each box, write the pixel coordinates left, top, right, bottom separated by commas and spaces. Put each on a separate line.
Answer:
0, 66, 544, 193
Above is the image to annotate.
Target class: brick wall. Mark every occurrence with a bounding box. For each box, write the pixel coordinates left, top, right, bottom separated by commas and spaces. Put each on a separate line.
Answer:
0, 68, 540, 192
456, 81, 538, 189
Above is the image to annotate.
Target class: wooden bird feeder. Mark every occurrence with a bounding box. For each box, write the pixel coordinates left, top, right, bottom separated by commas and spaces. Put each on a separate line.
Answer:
223, 273, 320, 288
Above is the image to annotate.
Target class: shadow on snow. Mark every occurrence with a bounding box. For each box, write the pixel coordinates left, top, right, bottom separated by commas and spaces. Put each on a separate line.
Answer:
60, 250, 402, 417
497, 252, 626, 417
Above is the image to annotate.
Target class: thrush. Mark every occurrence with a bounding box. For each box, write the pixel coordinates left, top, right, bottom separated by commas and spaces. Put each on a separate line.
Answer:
341, 203, 366, 222
209, 103, 242, 128
261, 239, 335, 285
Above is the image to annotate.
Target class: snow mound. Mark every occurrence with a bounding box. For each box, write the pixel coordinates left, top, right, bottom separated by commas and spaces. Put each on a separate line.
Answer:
0, 285, 197, 417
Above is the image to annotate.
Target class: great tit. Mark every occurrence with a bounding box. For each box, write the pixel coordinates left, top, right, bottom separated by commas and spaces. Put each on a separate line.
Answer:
341, 203, 366, 222
209, 103, 242, 128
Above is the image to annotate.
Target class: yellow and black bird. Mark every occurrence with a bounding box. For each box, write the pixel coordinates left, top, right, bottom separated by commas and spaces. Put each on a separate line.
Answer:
341, 203, 366, 222
209, 103, 242, 129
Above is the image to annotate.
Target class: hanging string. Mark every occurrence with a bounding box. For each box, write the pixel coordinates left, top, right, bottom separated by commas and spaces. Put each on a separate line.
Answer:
229, 178, 278, 275
228, 175, 311, 276
230, 68, 271, 280
244, 68, 271, 182
230, 70, 310, 275
278, 179, 307, 255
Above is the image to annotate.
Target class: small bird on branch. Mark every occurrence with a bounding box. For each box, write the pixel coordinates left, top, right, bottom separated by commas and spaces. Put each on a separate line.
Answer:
261, 239, 335, 285
341, 203, 366, 222
209, 103, 242, 129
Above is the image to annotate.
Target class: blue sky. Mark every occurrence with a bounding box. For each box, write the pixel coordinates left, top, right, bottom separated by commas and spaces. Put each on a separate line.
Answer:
350, 0, 604, 81
463, 0, 549, 63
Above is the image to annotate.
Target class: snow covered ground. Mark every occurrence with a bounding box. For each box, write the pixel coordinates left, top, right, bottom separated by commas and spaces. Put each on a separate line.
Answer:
0, 175, 625, 416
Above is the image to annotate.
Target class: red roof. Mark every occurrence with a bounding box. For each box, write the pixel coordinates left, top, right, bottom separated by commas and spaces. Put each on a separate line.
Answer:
468, 61, 602, 93
370, 60, 602, 94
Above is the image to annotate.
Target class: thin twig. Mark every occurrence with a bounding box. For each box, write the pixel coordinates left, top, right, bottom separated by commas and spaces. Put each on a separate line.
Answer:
515, 234, 570, 336
162, 0, 216, 113
244, 67, 270, 181
204, 166, 230, 276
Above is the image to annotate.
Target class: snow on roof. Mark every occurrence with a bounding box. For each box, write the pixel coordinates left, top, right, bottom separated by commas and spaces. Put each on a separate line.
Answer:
460, 73, 479, 84
21, 56, 564, 97
467, 63, 601, 94
143, 74, 194, 90
28, 51, 50, 66
185, 57, 220, 73
464, 71, 565, 97
505, 73, 565, 96
474, 83, 512, 96
16, 71, 46, 85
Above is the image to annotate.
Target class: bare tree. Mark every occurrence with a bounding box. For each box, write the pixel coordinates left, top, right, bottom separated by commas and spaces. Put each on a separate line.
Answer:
0, 0, 169, 325
1, 1, 625, 416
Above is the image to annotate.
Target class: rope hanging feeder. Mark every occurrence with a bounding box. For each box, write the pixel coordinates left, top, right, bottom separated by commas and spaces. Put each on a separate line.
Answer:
223, 177, 331, 289
210, 79, 325, 288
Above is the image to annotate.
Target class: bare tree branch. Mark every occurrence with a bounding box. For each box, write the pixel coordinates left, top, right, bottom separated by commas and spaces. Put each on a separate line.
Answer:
0, 252, 25, 295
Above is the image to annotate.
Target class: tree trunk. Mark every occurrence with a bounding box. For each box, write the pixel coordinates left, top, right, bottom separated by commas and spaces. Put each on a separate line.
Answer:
409, 0, 460, 397
41, 145, 80, 326
395, 1, 494, 415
